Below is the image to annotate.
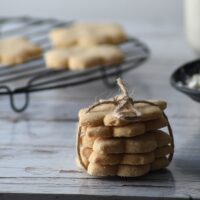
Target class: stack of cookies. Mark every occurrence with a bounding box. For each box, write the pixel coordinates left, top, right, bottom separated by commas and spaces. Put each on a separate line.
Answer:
76, 78, 174, 177
45, 23, 127, 70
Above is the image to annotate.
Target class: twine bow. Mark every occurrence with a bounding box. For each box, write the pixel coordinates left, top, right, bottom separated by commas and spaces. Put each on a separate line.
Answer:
76, 78, 174, 170
87, 78, 142, 121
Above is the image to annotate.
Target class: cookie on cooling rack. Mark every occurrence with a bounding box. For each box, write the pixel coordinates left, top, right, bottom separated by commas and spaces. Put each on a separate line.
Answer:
45, 45, 124, 70
0, 37, 42, 65
49, 23, 127, 48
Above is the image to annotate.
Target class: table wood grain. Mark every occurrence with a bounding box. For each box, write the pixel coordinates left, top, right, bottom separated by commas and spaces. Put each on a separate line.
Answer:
0, 24, 200, 200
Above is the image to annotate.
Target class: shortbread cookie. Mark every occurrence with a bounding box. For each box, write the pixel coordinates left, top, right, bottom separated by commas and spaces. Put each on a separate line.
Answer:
117, 164, 150, 177
69, 45, 123, 70
81, 135, 97, 148
155, 145, 174, 158
103, 113, 131, 126
145, 100, 167, 110
145, 115, 167, 131
49, 23, 127, 48
112, 123, 146, 137
80, 145, 172, 166
89, 151, 155, 165
79, 110, 109, 126
131, 103, 163, 121
79, 104, 115, 126
87, 163, 150, 177
84, 116, 166, 139
93, 133, 157, 154
133, 101, 166, 111
151, 157, 170, 171
0, 37, 42, 65
83, 131, 171, 153
80, 147, 92, 167
86, 126, 112, 137
81, 147, 92, 158
86, 123, 145, 138
45, 45, 123, 70
81, 147, 92, 159
44, 47, 79, 69
104, 104, 163, 126
87, 162, 117, 176
153, 130, 172, 147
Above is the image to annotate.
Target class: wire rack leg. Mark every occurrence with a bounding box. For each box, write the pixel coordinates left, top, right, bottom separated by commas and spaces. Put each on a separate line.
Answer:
0, 86, 30, 112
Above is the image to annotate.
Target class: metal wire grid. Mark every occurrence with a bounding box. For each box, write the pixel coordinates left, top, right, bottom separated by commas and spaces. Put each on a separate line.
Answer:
0, 16, 150, 112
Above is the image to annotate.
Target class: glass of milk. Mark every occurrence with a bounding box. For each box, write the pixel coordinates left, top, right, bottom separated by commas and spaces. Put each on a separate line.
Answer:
185, 0, 200, 54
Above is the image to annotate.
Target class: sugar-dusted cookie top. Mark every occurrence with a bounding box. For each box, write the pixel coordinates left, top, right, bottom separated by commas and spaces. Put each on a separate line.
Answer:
49, 23, 127, 48
0, 37, 42, 65
45, 45, 124, 70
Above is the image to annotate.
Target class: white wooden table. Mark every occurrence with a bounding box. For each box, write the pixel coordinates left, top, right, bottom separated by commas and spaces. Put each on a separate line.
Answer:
0, 23, 200, 199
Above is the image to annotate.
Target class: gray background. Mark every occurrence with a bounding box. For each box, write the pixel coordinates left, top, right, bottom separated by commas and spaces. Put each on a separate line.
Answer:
0, 0, 183, 27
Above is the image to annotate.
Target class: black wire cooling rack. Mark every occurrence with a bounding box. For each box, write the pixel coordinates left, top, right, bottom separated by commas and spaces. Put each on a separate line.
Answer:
0, 16, 150, 112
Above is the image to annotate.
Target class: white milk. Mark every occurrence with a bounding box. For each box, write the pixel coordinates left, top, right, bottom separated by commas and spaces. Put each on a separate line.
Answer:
185, 0, 200, 54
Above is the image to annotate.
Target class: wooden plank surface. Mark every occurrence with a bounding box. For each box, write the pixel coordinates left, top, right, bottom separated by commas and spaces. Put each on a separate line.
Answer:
0, 24, 200, 200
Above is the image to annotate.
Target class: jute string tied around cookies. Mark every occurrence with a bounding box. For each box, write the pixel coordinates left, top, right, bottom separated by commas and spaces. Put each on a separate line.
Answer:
76, 78, 174, 170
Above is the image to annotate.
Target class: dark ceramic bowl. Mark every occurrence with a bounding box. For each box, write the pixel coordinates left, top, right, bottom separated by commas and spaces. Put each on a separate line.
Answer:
170, 59, 200, 102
